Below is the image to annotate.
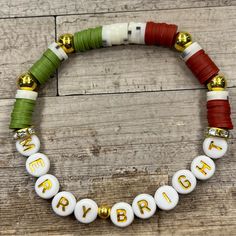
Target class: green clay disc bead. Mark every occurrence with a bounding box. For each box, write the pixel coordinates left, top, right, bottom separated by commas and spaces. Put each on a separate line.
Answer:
9, 98, 36, 129
74, 26, 103, 52
29, 49, 61, 85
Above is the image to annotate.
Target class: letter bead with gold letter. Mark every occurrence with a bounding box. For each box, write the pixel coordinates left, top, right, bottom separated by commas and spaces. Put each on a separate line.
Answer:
110, 202, 134, 227
203, 137, 228, 159
172, 170, 197, 194
16, 134, 40, 156
132, 194, 156, 219
26, 152, 50, 177
191, 155, 216, 180
52, 191, 76, 216
154, 185, 179, 211
74, 199, 98, 224
35, 174, 60, 199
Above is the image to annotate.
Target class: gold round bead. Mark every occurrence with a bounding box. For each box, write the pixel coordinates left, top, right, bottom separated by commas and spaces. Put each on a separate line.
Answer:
57, 33, 75, 54
207, 75, 227, 91
17, 72, 38, 91
98, 205, 111, 219
174, 32, 193, 52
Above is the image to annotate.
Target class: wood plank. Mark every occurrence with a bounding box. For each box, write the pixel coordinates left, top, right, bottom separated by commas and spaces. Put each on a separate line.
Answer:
0, 0, 235, 18
0, 17, 57, 99
57, 6, 236, 96
0, 88, 235, 235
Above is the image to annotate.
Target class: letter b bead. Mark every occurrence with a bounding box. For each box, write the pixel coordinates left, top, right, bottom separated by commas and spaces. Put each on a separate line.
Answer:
110, 202, 134, 227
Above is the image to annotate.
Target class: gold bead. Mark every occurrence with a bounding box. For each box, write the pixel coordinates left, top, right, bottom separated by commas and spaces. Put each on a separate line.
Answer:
17, 72, 38, 91
98, 205, 111, 219
206, 127, 229, 139
57, 33, 75, 54
174, 32, 193, 52
207, 75, 227, 91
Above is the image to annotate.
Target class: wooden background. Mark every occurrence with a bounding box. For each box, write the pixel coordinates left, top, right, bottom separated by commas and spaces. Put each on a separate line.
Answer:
0, 1, 236, 235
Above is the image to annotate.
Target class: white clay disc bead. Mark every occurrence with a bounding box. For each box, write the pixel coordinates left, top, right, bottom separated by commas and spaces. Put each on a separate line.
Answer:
191, 155, 216, 180
203, 137, 228, 159
15, 90, 38, 100
128, 22, 146, 44
132, 193, 156, 219
180, 42, 202, 61
207, 91, 229, 101
102, 23, 129, 46
172, 170, 197, 194
110, 202, 134, 227
74, 199, 98, 224
48, 42, 68, 61
154, 185, 179, 211
16, 134, 40, 156
26, 152, 50, 177
52, 191, 76, 216
35, 174, 60, 199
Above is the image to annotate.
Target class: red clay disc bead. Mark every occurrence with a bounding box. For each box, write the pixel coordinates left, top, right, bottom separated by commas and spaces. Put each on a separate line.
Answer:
145, 21, 178, 48
206, 99, 233, 129
185, 49, 219, 84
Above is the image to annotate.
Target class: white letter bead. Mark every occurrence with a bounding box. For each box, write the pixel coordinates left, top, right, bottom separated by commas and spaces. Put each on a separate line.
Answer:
52, 191, 76, 216
154, 185, 179, 211
132, 194, 156, 219
26, 153, 50, 177
16, 134, 40, 156
35, 174, 60, 199
74, 199, 98, 224
203, 137, 228, 159
110, 202, 134, 227
172, 170, 197, 194
191, 155, 216, 180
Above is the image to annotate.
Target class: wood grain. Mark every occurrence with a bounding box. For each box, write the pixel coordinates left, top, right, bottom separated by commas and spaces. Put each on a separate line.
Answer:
0, 89, 235, 235
0, 17, 57, 99
0, 0, 235, 18
57, 6, 236, 96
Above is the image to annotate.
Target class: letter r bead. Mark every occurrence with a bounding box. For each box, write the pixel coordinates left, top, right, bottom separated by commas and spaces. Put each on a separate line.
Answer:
52, 191, 76, 216
132, 194, 156, 219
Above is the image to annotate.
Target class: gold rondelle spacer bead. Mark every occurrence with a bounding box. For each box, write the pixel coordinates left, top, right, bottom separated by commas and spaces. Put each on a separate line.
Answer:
98, 205, 111, 219
57, 33, 75, 54
207, 75, 227, 91
17, 72, 38, 91
174, 32, 193, 52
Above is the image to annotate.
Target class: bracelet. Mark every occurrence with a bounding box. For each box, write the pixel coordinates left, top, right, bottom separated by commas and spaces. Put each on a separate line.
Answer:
10, 21, 233, 227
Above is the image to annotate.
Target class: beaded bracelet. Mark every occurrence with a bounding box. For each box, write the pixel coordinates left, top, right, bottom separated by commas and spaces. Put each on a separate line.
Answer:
10, 21, 233, 227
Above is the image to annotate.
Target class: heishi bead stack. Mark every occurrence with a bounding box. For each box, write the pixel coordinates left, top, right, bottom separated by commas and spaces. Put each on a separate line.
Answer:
10, 21, 233, 228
